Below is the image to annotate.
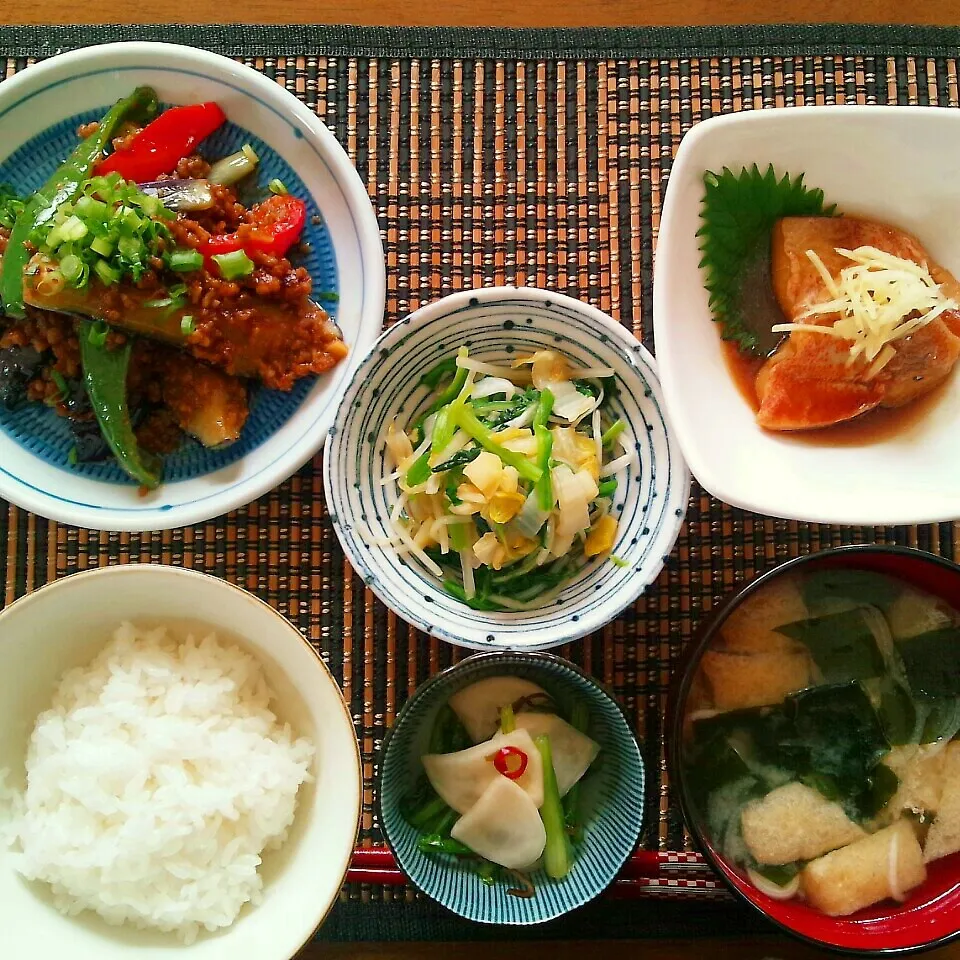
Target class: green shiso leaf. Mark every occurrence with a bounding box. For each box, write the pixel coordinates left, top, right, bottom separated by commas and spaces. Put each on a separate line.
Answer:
697, 164, 837, 356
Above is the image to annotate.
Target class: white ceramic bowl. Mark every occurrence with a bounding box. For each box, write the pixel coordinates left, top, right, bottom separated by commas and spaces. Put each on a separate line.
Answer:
654, 106, 960, 525
0, 565, 361, 960
0, 42, 384, 531
323, 286, 690, 650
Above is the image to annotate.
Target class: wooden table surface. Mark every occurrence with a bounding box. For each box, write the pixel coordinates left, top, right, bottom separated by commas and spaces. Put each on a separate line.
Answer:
5, 0, 959, 956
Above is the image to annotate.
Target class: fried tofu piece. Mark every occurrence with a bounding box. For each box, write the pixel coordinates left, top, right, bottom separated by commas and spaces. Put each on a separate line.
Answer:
923, 742, 960, 863
757, 216, 960, 432
801, 820, 926, 916
700, 648, 813, 710
883, 744, 948, 820
742, 782, 865, 865
720, 578, 809, 655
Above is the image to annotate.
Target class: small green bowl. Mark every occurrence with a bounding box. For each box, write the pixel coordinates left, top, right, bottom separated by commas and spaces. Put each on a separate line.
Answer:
377, 651, 645, 924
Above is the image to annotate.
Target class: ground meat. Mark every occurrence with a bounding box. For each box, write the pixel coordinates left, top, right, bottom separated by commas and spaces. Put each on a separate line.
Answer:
175, 155, 212, 180
1, 311, 81, 382
76, 120, 99, 139
136, 408, 182, 455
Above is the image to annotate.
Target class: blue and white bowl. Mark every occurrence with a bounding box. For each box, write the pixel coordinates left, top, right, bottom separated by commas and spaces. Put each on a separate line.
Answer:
323, 287, 690, 651
0, 42, 384, 531
378, 650, 645, 924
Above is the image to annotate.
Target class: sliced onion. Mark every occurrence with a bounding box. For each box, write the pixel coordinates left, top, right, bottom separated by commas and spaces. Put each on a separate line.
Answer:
472, 376, 517, 400
207, 144, 260, 186
600, 450, 636, 478
572, 365, 615, 379
457, 356, 530, 381
138, 178, 214, 211
746, 868, 800, 901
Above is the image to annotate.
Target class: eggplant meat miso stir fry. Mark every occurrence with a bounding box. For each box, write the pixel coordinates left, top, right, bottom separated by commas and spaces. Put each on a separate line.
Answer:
683, 569, 960, 916
402, 676, 600, 894
0, 87, 345, 488
374, 347, 635, 610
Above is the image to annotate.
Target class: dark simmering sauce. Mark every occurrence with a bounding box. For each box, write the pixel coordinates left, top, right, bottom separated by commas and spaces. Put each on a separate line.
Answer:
721, 340, 948, 446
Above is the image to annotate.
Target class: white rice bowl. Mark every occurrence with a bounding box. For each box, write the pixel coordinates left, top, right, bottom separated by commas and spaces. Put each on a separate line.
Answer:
0, 623, 315, 944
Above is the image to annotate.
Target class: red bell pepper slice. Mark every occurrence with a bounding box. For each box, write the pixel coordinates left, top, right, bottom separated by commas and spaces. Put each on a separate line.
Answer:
203, 194, 308, 265
95, 102, 227, 182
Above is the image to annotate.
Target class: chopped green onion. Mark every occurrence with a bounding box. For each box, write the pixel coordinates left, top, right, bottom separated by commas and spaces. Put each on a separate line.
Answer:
117, 235, 142, 261
59, 215, 88, 242
268, 178, 288, 195
50, 369, 68, 399
94, 259, 122, 286
87, 321, 109, 347
610, 555, 629, 568
597, 478, 618, 498
75, 196, 108, 221
405, 451, 432, 487
180, 315, 195, 336
601, 419, 626, 449
317, 290, 340, 303
167, 247, 204, 273
212, 249, 255, 280
58, 253, 85, 285
242, 144, 259, 165
90, 235, 115, 258
500, 704, 516, 734
67, 446, 78, 466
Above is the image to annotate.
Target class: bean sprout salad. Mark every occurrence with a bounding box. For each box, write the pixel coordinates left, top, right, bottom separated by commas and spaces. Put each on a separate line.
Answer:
371, 347, 636, 610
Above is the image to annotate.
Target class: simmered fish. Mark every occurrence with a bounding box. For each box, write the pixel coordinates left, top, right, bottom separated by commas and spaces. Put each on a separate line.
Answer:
756, 216, 960, 431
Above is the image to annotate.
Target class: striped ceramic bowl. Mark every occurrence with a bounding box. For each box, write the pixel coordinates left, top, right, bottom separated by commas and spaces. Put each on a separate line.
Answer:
323, 287, 689, 651
378, 651, 645, 924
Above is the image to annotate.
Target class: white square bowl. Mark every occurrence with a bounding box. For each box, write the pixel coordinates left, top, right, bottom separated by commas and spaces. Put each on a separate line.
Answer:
653, 106, 960, 526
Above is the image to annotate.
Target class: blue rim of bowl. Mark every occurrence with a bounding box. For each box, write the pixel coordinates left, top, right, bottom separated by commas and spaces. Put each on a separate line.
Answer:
667, 543, 960, 957
323, 286, 691, 650
376, 649, 646, 924
0, 44, 385, 531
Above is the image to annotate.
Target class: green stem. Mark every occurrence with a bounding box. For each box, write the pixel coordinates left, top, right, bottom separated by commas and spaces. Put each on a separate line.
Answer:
534, 733, 573, 880
79, 321, 161, 489
453, 406, 541, 482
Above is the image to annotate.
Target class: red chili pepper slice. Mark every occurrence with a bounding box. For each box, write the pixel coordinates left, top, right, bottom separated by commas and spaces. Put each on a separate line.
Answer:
492, 745, 528, 780
94, 102, 227, 182
203, 194, 308, 269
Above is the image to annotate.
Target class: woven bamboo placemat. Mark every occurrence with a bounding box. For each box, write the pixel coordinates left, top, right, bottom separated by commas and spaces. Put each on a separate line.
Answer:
1, 23, 959, 941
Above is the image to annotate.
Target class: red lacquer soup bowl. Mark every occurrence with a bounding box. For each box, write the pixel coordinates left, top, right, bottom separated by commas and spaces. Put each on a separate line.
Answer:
669, 544, 960, 955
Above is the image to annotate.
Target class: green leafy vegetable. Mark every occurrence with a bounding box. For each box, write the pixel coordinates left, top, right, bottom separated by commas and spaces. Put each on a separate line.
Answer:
777, 608, 886, 684
432, 446, 481, 473
697, 164, 836, 355
898, 628, 960, 700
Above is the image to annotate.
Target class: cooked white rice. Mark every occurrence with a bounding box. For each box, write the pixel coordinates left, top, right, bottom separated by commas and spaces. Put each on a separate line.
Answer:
0, 622, 315, 943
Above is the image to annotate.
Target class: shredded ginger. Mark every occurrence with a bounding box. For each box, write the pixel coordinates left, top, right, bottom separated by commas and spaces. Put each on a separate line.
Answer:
772, 245, 959, 376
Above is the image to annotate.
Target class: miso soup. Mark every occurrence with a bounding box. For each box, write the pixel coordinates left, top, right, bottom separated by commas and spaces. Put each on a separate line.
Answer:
682, 568, 960, 916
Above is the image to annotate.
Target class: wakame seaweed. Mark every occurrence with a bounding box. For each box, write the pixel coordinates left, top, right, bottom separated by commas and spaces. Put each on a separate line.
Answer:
782, 682, 894, 822
897, 627, 960, 700
801, 569, 899, 614
777, 608, 886, 684
687, 682, 896, 824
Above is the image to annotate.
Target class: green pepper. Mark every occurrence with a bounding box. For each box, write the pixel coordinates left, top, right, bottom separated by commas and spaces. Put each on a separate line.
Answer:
1, 87, 159, 318
79, 320, 161, 489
